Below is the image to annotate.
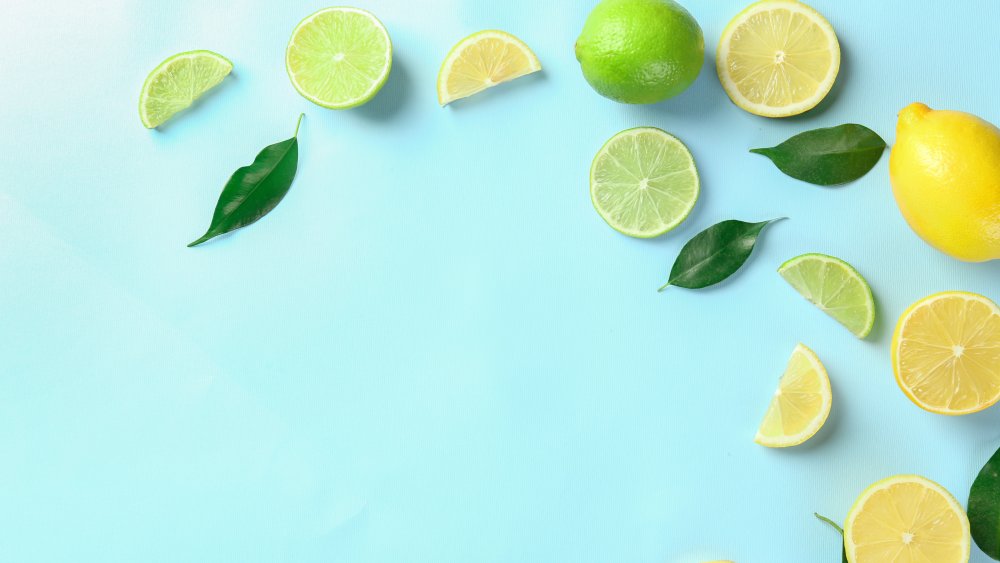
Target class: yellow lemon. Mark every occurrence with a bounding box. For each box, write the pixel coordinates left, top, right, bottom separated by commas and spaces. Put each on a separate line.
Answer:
890, 103, 1000, 262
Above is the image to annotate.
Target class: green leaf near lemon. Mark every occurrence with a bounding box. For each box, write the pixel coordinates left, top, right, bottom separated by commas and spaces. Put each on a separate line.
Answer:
575, 0, 704, 104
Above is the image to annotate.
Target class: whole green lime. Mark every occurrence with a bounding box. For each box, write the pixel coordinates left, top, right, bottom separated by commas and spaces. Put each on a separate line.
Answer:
575, 0, 704, 104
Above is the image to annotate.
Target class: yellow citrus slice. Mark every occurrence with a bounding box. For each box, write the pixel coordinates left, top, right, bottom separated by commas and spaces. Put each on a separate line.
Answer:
755, 343, 831, 447
892, 291, 1000, 415
845, 475, 970, 563
717, 0, 840, 117
437, 30, 541, 106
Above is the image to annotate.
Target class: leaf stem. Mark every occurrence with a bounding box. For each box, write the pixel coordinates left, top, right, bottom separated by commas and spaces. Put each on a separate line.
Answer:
294, 113, 304, 137
814, 512, 845, 535
657, 281, 671, 292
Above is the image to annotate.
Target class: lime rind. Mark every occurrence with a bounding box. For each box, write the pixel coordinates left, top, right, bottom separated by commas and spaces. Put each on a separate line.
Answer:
285, 7, 393, 109
590, 127, 700, 238
436, 30, 541, 106
778, 253, 875, 338
716, 0, 840, 118
139, 50, 233, 128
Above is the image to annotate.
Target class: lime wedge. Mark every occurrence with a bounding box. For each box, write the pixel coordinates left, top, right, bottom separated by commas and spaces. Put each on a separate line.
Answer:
138, 50, 233, 128
778, 253, 875, 338
285, 7, 392, 109
590, 127, 699, 238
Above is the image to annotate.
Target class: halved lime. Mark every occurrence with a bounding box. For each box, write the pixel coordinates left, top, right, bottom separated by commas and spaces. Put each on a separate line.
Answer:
590, 127, 699, 238
138, 50, 233, 128
778, 253, 875, 338
285, 7, 392, 109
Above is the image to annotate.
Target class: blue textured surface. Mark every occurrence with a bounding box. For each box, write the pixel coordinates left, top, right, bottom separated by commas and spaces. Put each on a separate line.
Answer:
2, 1, 1000, 561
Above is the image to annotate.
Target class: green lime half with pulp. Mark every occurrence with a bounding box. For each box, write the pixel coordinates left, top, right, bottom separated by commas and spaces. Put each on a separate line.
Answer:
779, 253, 876, 338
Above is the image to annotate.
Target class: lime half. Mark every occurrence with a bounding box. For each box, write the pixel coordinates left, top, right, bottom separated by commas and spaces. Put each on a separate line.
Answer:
285, 7, 392, 109
590, 127, 699, 238
139, 50, 232, 128
778, 253, 875, 338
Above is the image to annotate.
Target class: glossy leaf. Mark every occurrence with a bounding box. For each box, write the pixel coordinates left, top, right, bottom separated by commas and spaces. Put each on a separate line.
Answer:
815, 513, 848, 563
659, 218, 782, 290
751, 124, 886, 186
969, 444, 1000, 560
189, 114, 304, 247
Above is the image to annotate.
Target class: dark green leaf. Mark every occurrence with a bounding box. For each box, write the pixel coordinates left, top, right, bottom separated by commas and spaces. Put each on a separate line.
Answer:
969, 444, 1000, 560
751, 124, 886, 186
815, 513, 848, 563
659, 218, 783, 290
189, 114, 304, 247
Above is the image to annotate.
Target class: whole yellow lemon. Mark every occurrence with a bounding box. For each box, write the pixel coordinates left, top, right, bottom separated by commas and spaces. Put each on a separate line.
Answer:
890, 103, 1000, 262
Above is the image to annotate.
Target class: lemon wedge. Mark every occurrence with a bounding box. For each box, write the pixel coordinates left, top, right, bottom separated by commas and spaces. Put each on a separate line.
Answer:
717, 0, 840, 117
755, 343, 831, 447
845, 475, 970, 563
892, 291, 1000, 415
437, 30, 541, 106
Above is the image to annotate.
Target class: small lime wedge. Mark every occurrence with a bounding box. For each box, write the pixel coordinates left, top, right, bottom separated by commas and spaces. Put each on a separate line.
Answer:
285, 7, 392, 109
778, 253, 875, 338
590, 127, 699, 238
139, 50, 232, 128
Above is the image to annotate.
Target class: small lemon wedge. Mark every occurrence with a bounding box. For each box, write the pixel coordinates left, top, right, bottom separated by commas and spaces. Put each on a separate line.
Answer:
437, 30, 541, 106
755, 344, 832, 447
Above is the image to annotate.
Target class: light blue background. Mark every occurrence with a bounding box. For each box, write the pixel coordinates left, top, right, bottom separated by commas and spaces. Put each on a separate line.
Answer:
2, 0, 1000, 561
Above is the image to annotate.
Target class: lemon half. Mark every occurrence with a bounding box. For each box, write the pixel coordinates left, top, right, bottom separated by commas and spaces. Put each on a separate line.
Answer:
755, 343, 832, 447
892, 291, 1000, 415
717, 0, 840, 117
437, 30, 541, 106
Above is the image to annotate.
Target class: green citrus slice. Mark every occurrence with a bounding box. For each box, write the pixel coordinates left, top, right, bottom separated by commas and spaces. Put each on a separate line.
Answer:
590, 127, 699, 238
138, 50, 233, 128
778, 253, 875, 338
285, 7, 392, 109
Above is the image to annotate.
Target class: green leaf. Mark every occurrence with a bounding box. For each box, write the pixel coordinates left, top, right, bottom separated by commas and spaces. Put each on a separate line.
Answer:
659, 218, 783, 290
189, 114, 304, 247
815, 513, 848, 563
750, 124, 887, 186
969, 444, 1000, 560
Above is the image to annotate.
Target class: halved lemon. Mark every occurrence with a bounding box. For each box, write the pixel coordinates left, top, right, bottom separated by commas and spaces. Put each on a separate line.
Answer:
717, 0, 840, 117
892, 291, 1000, 415
437, 30, 541, 106
845, 475, 970, 563
755, 343, 831, 447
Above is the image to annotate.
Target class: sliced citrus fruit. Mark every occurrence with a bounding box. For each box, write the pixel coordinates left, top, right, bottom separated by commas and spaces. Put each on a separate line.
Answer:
286, 7, 392, 109
845, 475, 971, 563
755, 343, 831, 447
778, 253, 875, 339
717, 0, 840, 117
139, 50, 232, 128
892, 291, 1000, 415
590, 127, 699, 238
437, 30, 541, 106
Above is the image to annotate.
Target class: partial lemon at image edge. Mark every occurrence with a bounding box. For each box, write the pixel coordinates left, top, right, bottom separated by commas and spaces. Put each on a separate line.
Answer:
845, 475, 970, 563
717, 0, 840, 117
437, 30, 541, 106
892, 291, 1000, 416
755, 343, 832, 448
286, 7, 393, 109
139, 50, 233, 128
590, 127, 699, 238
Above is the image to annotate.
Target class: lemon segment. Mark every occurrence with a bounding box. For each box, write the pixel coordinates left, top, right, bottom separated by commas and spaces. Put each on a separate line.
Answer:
892, 291, 1000, 415
437, 30, 541, 106
717, 0, 840, 117
845, 475, 971, 563
285, 7, 393, 109
139, 50, 233, 128
755, 343, 832, 448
